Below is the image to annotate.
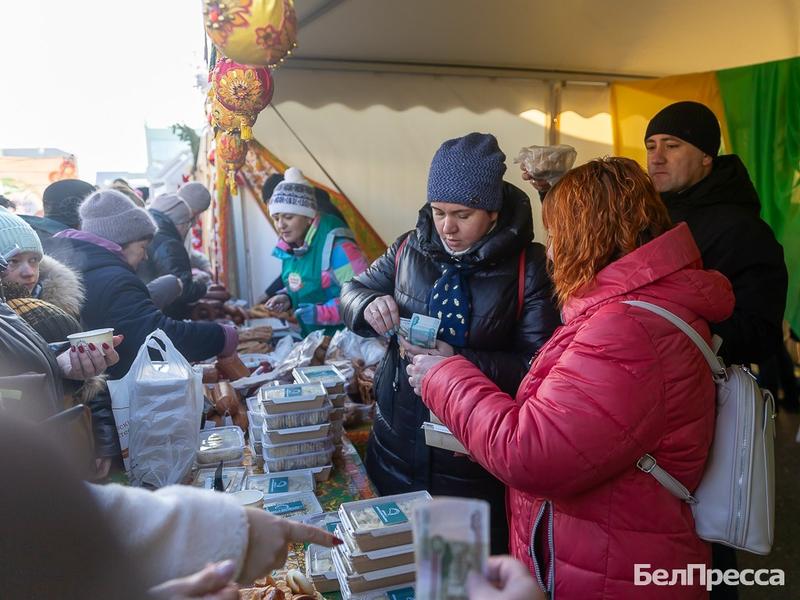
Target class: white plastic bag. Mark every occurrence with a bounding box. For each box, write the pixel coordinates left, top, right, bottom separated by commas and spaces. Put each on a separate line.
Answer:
108, 329, 203, 488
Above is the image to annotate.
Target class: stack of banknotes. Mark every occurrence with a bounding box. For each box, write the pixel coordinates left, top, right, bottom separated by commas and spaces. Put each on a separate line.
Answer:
398, 313, 441, 349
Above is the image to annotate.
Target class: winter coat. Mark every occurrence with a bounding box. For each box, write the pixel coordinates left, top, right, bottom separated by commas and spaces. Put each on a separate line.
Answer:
138, 209, 208, 317
0, 300, 64, 419
662, 154, 787, 364
35, 255, 85, 319
422, 223, 735, 599
340, 182, 560, 554
45, 233, 227, 380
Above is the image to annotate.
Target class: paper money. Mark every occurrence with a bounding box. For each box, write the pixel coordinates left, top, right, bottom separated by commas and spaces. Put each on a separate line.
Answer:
399, 313, 441, 349
413, 498, 489, 600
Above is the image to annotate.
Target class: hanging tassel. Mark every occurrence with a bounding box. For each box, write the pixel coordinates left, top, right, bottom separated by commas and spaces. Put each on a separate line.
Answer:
228, 170, 238, 196
240, 122, 252, 140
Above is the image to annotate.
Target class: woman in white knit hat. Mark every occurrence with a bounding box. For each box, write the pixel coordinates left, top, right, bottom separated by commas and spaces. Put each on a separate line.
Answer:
265, 167, 368, 336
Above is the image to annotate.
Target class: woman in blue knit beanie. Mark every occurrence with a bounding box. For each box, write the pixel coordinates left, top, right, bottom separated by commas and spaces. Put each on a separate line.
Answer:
340, 132, 561, 554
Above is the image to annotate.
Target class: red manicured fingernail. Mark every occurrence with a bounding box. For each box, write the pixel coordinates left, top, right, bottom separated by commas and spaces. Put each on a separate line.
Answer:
78, 345, 85, 354
88, 343, 96, 351
70, 346, 77, 353
102, 343, 110, 350
333, 537, 344, 545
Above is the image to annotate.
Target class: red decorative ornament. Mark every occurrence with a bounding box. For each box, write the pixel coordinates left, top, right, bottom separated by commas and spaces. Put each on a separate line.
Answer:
212, 57, 273, 140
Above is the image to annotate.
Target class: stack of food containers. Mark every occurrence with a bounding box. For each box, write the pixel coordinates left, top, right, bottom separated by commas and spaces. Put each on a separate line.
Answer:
331, 491, 431, 598
292, 365, 348, 451
305, 511, 345, 593
259, 382, 335, 481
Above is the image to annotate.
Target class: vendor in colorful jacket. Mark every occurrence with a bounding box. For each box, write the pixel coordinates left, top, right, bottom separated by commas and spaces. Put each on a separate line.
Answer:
264, 167, 368, 336
409, 157, 735, 598
340, 133, 560, 554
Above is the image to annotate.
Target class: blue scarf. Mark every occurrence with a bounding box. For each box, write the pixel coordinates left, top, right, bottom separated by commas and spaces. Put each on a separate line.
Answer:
428, 262, 474, 347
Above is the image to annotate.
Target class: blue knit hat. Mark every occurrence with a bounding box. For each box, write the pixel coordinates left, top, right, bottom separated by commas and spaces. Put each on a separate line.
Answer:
427, 133, 507, 211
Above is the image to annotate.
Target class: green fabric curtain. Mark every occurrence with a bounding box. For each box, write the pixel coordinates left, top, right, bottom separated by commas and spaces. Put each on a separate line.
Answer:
717, 57, 800, 332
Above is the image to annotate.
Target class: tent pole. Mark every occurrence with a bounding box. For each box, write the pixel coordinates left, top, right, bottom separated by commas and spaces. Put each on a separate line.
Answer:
547, 81, 563, 145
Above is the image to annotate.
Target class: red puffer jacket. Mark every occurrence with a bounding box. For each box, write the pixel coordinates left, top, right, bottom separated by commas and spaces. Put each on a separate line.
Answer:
422, 223, 735, 599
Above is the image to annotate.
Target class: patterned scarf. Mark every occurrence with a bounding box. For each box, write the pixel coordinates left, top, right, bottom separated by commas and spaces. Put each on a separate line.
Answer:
428, 261, 474, 347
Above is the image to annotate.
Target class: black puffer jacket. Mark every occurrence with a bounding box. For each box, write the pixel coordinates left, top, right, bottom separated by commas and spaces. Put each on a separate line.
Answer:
662, 155, 787, 364
341, 182, 560, 553
138, 209, 208, 317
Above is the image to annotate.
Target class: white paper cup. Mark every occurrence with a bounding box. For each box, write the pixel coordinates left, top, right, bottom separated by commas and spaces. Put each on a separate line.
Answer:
231, 490, 264, 508
67, 328, 114, 355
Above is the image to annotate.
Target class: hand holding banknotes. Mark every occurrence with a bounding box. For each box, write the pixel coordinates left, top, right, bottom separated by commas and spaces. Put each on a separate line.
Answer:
467, 556, 544, 600
408, 353, 448, 395
364, 295, 400, 335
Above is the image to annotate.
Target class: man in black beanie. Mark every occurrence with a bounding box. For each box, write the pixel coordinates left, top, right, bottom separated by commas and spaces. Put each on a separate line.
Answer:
646, 101, 788, 599
20, 179, 95, 242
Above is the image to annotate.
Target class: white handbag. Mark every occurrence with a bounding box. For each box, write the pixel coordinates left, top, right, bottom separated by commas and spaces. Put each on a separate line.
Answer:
624, 300, 776, 555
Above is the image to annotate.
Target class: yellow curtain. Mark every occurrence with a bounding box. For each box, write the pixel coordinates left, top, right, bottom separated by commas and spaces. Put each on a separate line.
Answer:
610, 71, 731, 166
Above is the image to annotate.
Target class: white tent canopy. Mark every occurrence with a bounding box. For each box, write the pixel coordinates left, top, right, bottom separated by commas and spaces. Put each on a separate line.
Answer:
242, 1, 798, 300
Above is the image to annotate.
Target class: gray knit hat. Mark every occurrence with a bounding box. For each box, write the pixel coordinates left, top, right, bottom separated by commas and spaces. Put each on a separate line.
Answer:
79, 189, 156, 246
177, 182, 211, 216
149, 193, 193, 227
268, 167, 317, 218
0, 207, 43, 259
427, 132, 507, 211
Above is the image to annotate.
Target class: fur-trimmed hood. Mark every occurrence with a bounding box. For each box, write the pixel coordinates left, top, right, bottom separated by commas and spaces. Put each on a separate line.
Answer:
37, 255, 85, 319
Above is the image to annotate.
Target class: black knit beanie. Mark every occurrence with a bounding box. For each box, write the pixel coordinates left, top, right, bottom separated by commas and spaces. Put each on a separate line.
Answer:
645, 101, 721, 157
42, 179, 96, 229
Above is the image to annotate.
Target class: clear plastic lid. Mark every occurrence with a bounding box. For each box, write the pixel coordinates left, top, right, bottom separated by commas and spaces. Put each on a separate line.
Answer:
244, 471, 315, 495
341, 491, 432, 535
293, 364, 347, 388
197, 426, 245, 465
191, 466, 246, 492
262, 491, 323, 522
259, 381, 326, 404
306, 511, 342, 535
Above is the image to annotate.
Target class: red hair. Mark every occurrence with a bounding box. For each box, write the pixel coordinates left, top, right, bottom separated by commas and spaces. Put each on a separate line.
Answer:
542, 157, 672, 305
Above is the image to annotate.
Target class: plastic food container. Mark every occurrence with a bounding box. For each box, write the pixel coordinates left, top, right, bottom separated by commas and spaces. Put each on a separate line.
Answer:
421, 422, 469, 454
338, 525, 414, 573
349, 584, 417, 600
262, 491, 323, 522
307, 542, 340, 593
245, 471, 316, 495
264, 464, 333, 483
263, 444, 334, 472
262, 421, 331, 445
262, 400, 332, 430
191, 466, 246, 492
339, 491, 432, 552
259, 382, 327, 414
332, 545, 416, 594
249, 423, 263, 444
248, 431, 263, 464
306, 510, 343, 535
262, 436, 333, 459
293, 364, 347, 394
197, 426, 245, 465
247, 409, 264, 430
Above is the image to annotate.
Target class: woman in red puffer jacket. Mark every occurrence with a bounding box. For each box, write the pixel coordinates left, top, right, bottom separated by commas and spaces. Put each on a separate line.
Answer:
409, 157, 735, 599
